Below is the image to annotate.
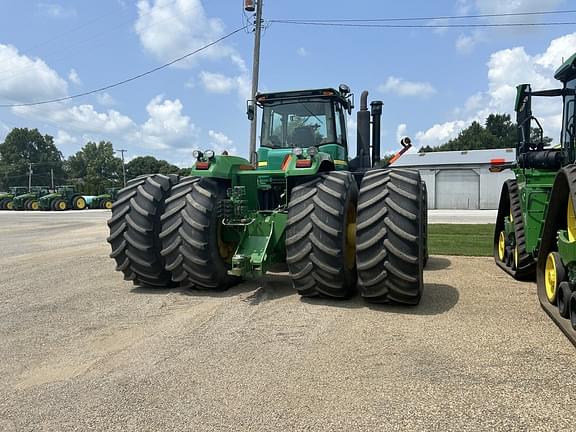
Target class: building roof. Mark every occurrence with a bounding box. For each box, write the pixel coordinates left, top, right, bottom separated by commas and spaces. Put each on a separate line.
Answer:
391, 148, 516, 167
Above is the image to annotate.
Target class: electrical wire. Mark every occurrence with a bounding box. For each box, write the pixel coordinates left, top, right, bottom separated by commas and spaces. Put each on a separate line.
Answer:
0, 26, 247, 108
270, 20, 576, 29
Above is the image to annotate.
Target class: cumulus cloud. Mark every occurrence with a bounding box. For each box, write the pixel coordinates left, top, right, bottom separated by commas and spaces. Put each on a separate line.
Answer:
396, 124, 408, 142
415, 33, 576, 148
0, 44, 67, 104
208, 130, 237, 154
68, 68, 81, 86
96, 92, 116, 106
378, 76, 436, 97
199, 71, 250, 101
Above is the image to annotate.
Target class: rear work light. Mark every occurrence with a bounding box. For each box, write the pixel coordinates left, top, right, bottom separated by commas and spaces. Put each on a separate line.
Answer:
295, 159, 312, 168
196, 161, 211, 170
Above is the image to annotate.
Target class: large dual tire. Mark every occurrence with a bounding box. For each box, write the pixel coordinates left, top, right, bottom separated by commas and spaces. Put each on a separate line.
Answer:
356, 169, 424, 305
107, 174, 178, 288
73, 196, 87, 210
0, 198, 8, 210
286, 171, 358, 298
160, 177, 239, 290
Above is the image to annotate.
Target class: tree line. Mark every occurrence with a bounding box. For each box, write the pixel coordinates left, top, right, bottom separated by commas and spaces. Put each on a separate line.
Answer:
0, 128, 188, 194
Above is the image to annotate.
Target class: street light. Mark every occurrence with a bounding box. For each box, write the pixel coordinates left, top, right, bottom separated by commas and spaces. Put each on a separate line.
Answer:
115, 149, 127, 187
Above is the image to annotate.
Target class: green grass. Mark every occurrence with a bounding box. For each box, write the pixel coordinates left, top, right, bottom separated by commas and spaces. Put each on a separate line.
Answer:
428, 224, 494, 257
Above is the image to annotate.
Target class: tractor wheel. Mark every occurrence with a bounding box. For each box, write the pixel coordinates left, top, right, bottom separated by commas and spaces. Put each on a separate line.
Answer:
30, 201, 39, 211
107, 174, 178, 288
494, 179, 535, 279
6, 200, 14, 210
569, 292, 576, 330
544, 251, 565, 305
286, 171, 358, 298
160, 177, 240, 290
0, 198, 6, 210
102, 199, 113, 210
356, 169, 424, 305
73, 196, 86, 210
421, 181, 429, 267
54, 199, 67, 211
557, 282, 572, 318
24, 200, 32, 210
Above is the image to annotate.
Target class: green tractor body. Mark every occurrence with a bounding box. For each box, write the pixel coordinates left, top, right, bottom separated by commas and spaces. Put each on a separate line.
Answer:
12, 186, 50, 210
0, 186, 29, 210
87, 188, 120, 209
494, 52, 576, 344
108, 86, 427, 304
38, 185, 87, 211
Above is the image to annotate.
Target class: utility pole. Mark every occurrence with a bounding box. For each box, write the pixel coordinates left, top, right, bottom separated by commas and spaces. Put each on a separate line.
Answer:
248, 0, 263, 164
28, 163, 33, 192
117, 149, 127, 187
50, 168, 54, 190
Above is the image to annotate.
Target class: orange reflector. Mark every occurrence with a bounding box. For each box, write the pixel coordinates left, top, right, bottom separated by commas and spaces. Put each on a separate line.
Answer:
296, 159, 312, 168
281, 155, 292, 171
490, 158, 506, 165
238, 164, 255, 171
196, 161, 210, 170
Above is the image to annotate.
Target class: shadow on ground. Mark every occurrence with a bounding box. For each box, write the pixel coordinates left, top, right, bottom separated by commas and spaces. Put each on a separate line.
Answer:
425, 256, 451, 271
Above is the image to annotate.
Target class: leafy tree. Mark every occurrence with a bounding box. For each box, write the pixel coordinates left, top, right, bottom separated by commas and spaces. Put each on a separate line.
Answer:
0, 128, 64, 190
64, 141, 123, 194
126, 156, 182, 180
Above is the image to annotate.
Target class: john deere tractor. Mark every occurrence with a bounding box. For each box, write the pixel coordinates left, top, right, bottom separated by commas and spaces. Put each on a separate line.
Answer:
12, 186, 50, 210
0, 186, 28, 210
38, 185, 87, 211
494, 53, 576, 345
108, 85, 427, 303
87, 188, 119, 209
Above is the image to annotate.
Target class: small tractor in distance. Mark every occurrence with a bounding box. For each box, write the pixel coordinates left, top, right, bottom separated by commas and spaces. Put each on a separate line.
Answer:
493, 52, 576, 345
38, 185, 87, 211
87, 188, 120, 209
108, 85, 427, 303
12, 186, 51, 210
0, 186, 28, 210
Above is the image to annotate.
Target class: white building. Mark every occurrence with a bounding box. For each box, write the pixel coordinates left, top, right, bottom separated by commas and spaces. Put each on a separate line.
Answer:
390, 148, 515, 210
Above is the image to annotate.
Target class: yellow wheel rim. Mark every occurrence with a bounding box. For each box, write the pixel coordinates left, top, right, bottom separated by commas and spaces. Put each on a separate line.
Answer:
498, 231, 506, 262
31, 201, 39, 210
105, 201, 113, 209
568, 196, 576, 242
545, 252, 559, 303
76, 198, 86, 209
58, 201, 66, 210
345, 202, 357, 270
6, 201, 13, 210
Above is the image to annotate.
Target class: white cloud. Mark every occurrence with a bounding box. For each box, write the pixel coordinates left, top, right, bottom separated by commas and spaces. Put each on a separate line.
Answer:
208, 129, 237, 154
96, 92, 116, 106
37, 3, 77, 19
415, 32, 576, 148
396, 124, 408, 142
199, 71, 250, 101
296, 47, 308, 57
54, 130, 78, 147
68, 68, 81, 86
134, 0, 232, 68
378, 76, 436, 97
0, 44, 67, 104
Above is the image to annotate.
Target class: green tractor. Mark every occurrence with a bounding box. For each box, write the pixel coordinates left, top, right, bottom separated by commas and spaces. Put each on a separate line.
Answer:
38, 185, 87, 211
87, 188, 120, 209
493, 53, 576, 345
0, 186, 28, 210
12, 186, 50, 211
108, 86, 427, 303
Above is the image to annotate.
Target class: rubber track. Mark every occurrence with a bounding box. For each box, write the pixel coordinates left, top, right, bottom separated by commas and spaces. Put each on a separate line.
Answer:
286, 171, 358, 298
107, 174, 177, 287
160, 177, 239, 290
493, 179, 535, 279
356, 168, 424, 305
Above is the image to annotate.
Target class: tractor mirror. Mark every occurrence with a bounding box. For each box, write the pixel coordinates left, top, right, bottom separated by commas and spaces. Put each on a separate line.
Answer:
247, 100, 255, 121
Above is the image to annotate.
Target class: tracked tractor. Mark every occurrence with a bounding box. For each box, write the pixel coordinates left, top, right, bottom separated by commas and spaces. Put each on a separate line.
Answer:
0, 187, 28, 210
108, 85, 427, 303
493, 53, 576, 345
38, 185, 87, 211
12, 186, 50, 210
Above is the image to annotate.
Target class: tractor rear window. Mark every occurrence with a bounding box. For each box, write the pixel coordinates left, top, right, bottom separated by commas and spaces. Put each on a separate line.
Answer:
261, 100, 342, 148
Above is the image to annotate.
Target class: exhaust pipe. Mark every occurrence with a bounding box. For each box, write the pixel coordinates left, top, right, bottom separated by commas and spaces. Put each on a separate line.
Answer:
357, 91, 371, 169
370, 100, 383, 165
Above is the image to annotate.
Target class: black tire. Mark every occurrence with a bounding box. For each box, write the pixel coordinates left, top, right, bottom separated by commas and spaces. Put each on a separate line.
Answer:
24, 200, 32, 210
0, 198, 7, 210
53, 199, 67, 211
72, 195, 86, 210
101, 199, 113, 210
356, 169, 424, 305
421, 182, 429, 267
160, 177, 240, 290
286, 171, 358, 298
107, 174, 178, 288
557, 282, 572, 318
569, 291, 576, 330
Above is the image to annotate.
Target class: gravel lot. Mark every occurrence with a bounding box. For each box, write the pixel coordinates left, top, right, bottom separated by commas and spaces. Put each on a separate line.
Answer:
1, 211, 575, 431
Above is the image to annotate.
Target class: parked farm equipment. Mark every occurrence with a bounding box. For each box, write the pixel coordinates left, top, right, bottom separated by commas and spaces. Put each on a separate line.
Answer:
12, 186, 50, 210
38, 185, 87, 211
0, 186, 28, 210
87, 188, 119, 209
493, 53, 576, 345
108, 85, 427, 303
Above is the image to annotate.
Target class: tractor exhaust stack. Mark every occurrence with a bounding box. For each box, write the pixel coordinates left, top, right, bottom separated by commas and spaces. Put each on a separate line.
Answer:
357, 91, 371, 169
370, 100, 383, 165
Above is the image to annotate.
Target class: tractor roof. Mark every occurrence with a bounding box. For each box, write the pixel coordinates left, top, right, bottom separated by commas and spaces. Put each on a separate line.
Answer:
256, 88, 349, 106
554, 52, 576, 82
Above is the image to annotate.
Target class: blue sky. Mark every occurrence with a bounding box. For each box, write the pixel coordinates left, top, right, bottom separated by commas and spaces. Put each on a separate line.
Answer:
0, 0, 575, 166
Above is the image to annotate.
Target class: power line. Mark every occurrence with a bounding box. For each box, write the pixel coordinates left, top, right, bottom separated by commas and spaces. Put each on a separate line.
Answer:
270, 20, 576, 29
0, 26, 247, 108
271, 9, 576, 23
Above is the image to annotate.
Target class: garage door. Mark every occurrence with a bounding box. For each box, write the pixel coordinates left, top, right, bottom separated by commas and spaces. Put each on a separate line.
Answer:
435, 169, 479, 209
